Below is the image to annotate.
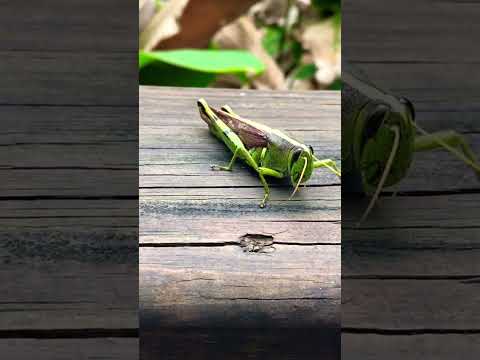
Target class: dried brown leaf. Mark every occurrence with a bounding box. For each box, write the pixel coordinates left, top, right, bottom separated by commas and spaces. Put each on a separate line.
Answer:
249, 0, 289, 25
214, 16, 286, 90
140, 0, 190, 50
139, 0, 157, 33
301, 20, 341, 87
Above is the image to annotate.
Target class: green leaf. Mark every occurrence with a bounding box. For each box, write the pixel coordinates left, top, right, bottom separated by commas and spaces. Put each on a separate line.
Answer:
328, 78, 342, 90
140, 62, 216, 88
294, 63, 317, 80
139, 50, 264, 74
139, 52, 154, 69
312, 0, 341, 16
262, 26, 284, 58
139, 49, 265, 87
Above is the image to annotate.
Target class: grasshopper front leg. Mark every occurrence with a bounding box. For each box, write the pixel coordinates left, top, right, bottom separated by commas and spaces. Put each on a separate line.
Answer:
414, 129, 480, 177
313, 157, 342, 177
211, 142, 282, 207
211, 143, 283, 207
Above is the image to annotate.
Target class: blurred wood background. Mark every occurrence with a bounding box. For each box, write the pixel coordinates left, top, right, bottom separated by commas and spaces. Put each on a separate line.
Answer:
140, 87, 341, 359
0, 0, 138, 358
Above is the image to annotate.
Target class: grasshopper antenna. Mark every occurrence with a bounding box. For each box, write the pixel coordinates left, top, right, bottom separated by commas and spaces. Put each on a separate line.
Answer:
289, 156, 308, 200
358, 125, 400, 226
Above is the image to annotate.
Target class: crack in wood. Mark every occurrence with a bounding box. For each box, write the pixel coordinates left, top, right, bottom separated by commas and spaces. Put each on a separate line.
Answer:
0, 328, 138, 339
342, 328, 480, 335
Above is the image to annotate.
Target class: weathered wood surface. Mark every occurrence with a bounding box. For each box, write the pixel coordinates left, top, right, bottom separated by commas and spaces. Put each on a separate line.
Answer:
343, 0, 480, 358
0, 339, 138, 360
141, 329, 339, 360
343, 334, 480, 360
0, 1, 138, 358
140, 87, 341, 359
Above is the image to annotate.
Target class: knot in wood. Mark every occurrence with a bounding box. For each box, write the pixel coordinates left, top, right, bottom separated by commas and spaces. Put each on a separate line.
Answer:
239, 233, 275, 253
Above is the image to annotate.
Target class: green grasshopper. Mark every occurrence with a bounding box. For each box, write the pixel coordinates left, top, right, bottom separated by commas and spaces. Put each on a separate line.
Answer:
197, 98, 341, 208
343, 65, 480, 223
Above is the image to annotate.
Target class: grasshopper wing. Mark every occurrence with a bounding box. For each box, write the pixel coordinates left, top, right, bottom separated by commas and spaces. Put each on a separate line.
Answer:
212, 107, 269, 149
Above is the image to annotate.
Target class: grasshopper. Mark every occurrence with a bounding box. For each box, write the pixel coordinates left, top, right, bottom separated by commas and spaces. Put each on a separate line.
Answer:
343, 65, 480, 223
197, 98, 341, 208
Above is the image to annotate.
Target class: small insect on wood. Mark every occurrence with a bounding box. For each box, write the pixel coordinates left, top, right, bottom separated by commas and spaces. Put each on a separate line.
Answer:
197, 99, 341, 208
343, 65, 480, 223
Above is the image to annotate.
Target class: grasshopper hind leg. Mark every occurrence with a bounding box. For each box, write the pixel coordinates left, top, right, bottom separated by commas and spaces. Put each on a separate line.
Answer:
211, 148, 240, 171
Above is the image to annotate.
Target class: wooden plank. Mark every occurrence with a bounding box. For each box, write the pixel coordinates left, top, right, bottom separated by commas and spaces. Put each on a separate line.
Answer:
342, 334, 480, 360
0, 230, 137, 330
343, 227, 480, 277
346, 63, 480, 111
141, 186, 340, 221
141, 218, 340, 245
0, 200, 137, 228
342, 193, 480, 228
0, 1, 136, 52
343, 0, 480, 62
142, 329, 339, 360
1, 51, 137, 106
140, 245, 340, 329
342, 278, 480, 330
140, 86, 341, 130
1, 1, 138, 358
0, 338, 138, 360
0, 169, 136, 197
0, 144, 135, 168
0, 106, 137, 144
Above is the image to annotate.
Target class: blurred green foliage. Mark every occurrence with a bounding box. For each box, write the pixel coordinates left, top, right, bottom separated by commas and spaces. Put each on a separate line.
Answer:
260, 0, 340, 89
139, 0, 341, 90
294, 63, 317, 80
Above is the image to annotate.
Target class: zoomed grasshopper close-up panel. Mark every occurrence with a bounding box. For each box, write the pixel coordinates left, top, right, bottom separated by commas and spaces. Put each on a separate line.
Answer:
197, 98, 342, 208
342, 64, 480, 223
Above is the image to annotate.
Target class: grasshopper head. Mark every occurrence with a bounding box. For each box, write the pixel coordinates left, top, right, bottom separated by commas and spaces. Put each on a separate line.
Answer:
288, 145, 314, 199
197, 98, 216, 126
354, 96, 416, 193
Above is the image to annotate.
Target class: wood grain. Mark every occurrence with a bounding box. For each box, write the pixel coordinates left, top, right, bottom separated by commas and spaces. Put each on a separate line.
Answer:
1, 0, 136, 52
0, 339, 138, 360
140, 87, 341, 359
0, 52, 137, 106
343, 334, 480, 360
343, 0, 480, 63
142, 329, 339, 360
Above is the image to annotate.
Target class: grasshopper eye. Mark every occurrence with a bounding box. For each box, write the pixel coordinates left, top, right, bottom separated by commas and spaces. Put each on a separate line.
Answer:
400, 97, 416, 120
292, 151, 301, 163
309, 145, 315, 155
289, 149, 303, 169
365, 104, 389, 139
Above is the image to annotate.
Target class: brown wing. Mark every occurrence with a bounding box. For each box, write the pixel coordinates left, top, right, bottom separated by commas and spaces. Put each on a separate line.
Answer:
211, 107, 269, 149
